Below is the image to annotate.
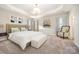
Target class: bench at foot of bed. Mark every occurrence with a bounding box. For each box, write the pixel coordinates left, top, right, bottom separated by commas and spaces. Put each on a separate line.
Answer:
31, 35, 47, 48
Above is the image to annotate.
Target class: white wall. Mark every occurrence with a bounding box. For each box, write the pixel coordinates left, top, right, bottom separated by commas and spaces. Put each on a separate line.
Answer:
69, 5, 79, 47
69, 5, 79, 41
69, 6, 76, 39
38, 16, 57, 35
71, 6, 79, 47
0, 9, 29, 33
0, 10, 29, 24
38, 12, 69, 35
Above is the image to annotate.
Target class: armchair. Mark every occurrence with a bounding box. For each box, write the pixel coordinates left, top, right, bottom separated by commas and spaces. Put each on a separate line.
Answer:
57, 26, 70, 39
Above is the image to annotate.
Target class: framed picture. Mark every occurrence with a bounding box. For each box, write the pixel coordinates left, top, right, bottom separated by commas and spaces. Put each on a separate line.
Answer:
10, 16, 15, 23
18, 17, 22, 23
43, 19, 51, 27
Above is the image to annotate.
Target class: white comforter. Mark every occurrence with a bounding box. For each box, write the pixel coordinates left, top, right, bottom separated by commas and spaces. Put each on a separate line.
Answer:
8, 31, 46, 50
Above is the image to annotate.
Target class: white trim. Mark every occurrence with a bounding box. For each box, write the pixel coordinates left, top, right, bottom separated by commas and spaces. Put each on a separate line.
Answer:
74, 41, 79, 47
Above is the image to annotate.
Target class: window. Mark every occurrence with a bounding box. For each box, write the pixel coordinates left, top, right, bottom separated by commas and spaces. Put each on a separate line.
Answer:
59, 17, 63, 28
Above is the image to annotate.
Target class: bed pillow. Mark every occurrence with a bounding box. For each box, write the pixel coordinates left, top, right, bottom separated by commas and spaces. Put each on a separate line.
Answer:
21, 27, 27, 31
11, 28, 20, 33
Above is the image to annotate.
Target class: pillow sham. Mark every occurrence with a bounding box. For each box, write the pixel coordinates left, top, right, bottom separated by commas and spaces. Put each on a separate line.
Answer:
11, 28, 20, 33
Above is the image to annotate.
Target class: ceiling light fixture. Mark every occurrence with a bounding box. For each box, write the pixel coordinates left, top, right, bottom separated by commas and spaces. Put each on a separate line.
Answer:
32, 4, 41, 15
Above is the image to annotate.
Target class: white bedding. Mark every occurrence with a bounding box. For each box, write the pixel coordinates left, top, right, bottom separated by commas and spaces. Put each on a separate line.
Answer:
8, 31, 46, 50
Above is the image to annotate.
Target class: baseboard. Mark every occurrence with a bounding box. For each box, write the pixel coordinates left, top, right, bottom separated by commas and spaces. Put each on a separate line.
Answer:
47, 34, 56, 36
74, 41, 79, 47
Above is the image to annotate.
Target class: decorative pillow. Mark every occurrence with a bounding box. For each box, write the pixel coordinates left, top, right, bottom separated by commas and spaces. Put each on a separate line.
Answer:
21, 27, 27, 31
11, 28, 20, 33
62, 27, 69, 32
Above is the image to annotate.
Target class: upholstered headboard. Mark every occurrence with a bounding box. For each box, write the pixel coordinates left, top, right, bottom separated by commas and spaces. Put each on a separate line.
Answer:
0, 24, 4, 28
6, 24, 28, 34
0, 24, 6, 33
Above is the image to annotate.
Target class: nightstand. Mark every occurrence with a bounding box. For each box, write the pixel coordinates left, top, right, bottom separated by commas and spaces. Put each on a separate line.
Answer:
0, 33, 7, 41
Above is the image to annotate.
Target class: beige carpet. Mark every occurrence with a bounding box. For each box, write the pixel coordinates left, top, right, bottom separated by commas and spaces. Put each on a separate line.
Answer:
0, 35, 79, 54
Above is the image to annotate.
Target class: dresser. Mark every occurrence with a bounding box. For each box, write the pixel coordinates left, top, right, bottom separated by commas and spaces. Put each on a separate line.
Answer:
39, 27, 53, 35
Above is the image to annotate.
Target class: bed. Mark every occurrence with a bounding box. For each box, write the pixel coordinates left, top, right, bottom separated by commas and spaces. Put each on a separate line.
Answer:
6, 24, 47, 50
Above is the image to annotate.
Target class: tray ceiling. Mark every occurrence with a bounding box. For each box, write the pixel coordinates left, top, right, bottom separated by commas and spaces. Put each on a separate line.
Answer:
0, 4, 74, 18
